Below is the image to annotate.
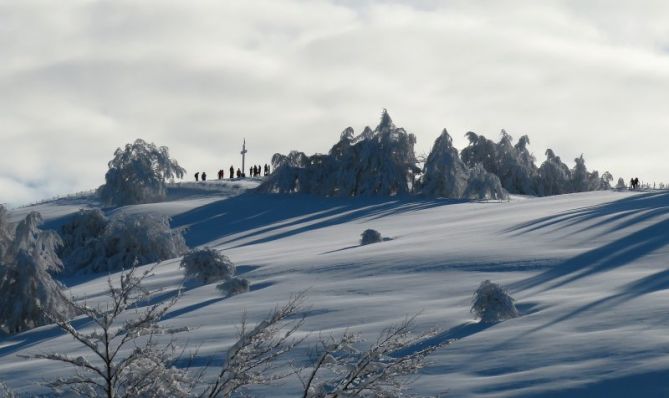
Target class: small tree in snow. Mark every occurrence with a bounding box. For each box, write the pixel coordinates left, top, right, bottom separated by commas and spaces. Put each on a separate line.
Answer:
59, 211, 187, 274
98, 138, 186, 206
360, 229, 383, 245
299, 316, 448, 397
0, 211, 73, 334
615, 177, 626, 190
180, 248, 236, 284
31, 266, 192, 398
470, 280, 518, 323
217, 277, 250, 297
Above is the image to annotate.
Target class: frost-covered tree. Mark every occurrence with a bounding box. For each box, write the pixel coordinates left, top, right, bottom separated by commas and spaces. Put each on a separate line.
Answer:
0, 212, 73, 334
31, 266, 192, 398
360, 229, 383, 245
59, 211, 187, 274
600, 171, 614, 190
460, 132, 498, 174
258, 110, 420, 196
419, 129, 470, 198
98, 138, 186, 206
202, 294, 306, 397
180, 248, 235, 284
537, 149, 573, 196
420, 130, 507, 200
217, 277, 250, 297
464, 163, 508, 200
58, 209, 108, 273
615, 177, 626, 190
471, 280, 518, 323
571, 154, 590, 192
459, 130, 539, 196
299, 316, 448, 397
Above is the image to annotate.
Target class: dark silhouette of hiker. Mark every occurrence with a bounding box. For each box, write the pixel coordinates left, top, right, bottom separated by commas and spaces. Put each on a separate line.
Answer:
202, 172, 207, 181
236, 168, 241, 178
230, 166, 234, 179
218, 169, 223, 180
195, 172, 199, 182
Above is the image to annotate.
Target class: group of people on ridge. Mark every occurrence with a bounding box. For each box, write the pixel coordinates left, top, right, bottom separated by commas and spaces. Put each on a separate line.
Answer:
630, 177, 641, 190
194, 164, 271, 182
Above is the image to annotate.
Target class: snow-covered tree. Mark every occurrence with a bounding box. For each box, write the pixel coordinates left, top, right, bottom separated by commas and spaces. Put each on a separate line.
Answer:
615, 177, 626, 190
471, 280, 518, 323
360, 229, 383, 245
460, 131, 498, 174
180, 248, 235, 284
217, 277, 250, 297
464, 163, 508, 200
459, 130, 539, 195
98, 138, 186, 206
419, 129, 469, 198
59, 211, 187, 274
0, 212, 73, 334
58, 209, 108, 273
537, 149, 572, 196
420, 130, 507, 200
201, 294, 306, 397
299, 316, 448, 397
571, 154, 590, 192
600, 171, 614, 190
258, 110, 420, 196
32, 266, 192, 398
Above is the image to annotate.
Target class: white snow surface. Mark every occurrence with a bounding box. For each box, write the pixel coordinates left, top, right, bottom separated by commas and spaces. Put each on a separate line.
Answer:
2, 179, 669, 397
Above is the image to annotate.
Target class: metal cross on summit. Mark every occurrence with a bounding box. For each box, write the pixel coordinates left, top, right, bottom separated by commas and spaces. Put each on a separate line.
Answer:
241, 139, 248, 176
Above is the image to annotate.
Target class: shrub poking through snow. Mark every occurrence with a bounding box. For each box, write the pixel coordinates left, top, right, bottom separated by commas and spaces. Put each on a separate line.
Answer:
360, 229, 383, 245
181, 248, 236, 284
471, 280, 518, 323
217, 277, 250, 297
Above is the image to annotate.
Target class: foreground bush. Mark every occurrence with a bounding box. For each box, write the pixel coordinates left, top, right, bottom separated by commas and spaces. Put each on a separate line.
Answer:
471, 280, 518, 323
360, 229, 383, 245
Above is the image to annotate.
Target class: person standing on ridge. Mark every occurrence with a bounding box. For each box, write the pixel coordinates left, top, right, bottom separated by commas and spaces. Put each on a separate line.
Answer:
195, 172, 200, 182
201, 172, 207, 181
229, 165, 234, 179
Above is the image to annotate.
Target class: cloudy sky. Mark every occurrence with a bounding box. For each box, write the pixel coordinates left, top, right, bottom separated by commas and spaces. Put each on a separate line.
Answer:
2, 0, 669, 206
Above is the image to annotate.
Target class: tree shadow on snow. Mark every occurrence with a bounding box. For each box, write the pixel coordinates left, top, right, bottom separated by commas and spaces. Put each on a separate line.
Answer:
508, 191, 669, 293
171, 192, 456, 248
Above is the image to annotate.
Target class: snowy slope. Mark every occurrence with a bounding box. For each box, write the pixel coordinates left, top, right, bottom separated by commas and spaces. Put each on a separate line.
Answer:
2, 181, 669, 397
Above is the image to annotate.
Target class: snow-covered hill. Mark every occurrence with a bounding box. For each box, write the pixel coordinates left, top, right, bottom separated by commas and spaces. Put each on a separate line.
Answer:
2, 181, 669, 397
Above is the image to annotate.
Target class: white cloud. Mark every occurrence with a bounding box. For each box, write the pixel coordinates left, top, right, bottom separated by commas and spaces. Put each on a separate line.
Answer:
1, 0, 669, 206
